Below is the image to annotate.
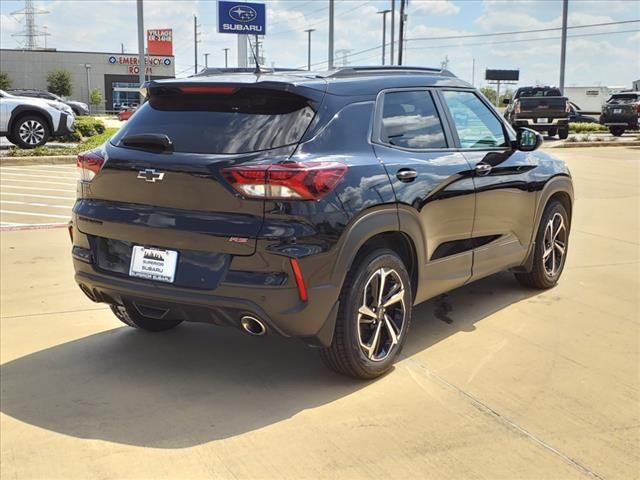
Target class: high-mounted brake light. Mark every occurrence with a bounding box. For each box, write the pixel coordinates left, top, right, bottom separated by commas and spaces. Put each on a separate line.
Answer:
77, 149, 105, 182
222, 162, 348, 201
178, 86, 238, 95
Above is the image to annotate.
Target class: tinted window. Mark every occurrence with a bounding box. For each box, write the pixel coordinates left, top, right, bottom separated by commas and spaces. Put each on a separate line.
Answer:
111, 87, 315, 154
517, 87, 562, 97
443, 91, 507, 149
379, 91, 446, 149
607, 94, 639, 105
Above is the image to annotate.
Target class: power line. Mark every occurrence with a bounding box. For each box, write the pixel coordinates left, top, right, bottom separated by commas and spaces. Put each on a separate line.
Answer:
269, 1, 371, 36
407, 19, 640, 42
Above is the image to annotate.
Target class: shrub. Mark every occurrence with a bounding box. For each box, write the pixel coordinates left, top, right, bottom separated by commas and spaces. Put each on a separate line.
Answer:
74, 117, 106, 137
47, 69, 72, 97
569, 122, 608, 134
55, 131, 82, 143
0, 71, 12, 90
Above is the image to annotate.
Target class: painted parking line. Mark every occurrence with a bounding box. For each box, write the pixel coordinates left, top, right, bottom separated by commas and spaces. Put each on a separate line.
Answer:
0, 210, 70, 219
1, 200, 73, 209
0, 178, 76, 186
0, 172, 78, 180
1, 192, 76, 201
0, 185, 75, 193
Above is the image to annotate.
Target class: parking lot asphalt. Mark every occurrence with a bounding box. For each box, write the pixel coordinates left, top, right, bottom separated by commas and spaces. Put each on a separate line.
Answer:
0, 163, 76, 228
0, 147, 638, 480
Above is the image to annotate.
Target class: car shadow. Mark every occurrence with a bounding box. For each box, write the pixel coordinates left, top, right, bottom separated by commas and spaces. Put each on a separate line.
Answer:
0, 272, 539, 448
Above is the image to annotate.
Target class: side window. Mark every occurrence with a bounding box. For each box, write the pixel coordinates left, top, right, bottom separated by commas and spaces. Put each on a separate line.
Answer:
380, 90, 447, 149
442, 91, 507, 149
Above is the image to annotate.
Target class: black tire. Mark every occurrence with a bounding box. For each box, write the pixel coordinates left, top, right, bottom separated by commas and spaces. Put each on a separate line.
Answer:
547, 128, 557, 138
558, 127, 569, 140
515, 200, 569, 289
110, 304, 183, 332
320, 249, 413, 379
609, 126, 625, 137
11, 114, 50, 149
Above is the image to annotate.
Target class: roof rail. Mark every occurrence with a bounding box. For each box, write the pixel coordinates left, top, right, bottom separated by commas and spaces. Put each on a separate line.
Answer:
325, 66, 456, 78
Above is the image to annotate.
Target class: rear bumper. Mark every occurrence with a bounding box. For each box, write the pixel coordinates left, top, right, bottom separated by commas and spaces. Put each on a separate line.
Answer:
513, 118, 569, 130
72, 248, 340, 347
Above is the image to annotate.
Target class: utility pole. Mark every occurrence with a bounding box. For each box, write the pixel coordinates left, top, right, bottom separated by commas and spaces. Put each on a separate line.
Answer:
136, 0, 145, 98
398, 0, 406, 65
328, 0, 335, 69
305, 28, 315, 71
254, 35, 260, 64
223, 47, 230, 68
377, 10, 390, 66
204, 53, 209, 68
390, 0, 396, 66
559, 0, 568, 94
193, 14, 200, 74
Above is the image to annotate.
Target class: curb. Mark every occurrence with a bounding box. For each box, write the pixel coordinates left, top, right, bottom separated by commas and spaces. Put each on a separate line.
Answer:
550, 141, 640, 148
0, 155, 76, 166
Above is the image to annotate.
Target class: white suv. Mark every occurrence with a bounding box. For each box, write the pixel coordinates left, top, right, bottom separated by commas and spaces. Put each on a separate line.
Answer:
0, 89, 76, 149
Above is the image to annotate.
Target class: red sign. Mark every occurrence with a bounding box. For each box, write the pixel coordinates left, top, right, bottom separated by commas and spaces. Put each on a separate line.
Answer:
147, 29, 173, 56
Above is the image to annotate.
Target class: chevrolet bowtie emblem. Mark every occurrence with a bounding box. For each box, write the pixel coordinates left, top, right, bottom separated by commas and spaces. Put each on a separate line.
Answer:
137, 169, 165, 183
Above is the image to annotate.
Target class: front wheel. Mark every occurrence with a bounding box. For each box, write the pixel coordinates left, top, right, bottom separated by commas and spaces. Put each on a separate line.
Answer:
320, 249, 412, 379
609, 126, 625, 137
547, 128, 557, 138
558, 127, 569, 140
110, 304, 183, 332
515, 200, 569, 289
11, 115, 50, 149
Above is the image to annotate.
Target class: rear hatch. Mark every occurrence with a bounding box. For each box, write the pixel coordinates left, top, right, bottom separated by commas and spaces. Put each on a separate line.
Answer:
75, 80, 324, 275
602, 94, 639, 121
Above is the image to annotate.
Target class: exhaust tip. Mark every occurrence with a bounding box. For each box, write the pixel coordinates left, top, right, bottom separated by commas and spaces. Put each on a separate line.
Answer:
240, 315, 266, 336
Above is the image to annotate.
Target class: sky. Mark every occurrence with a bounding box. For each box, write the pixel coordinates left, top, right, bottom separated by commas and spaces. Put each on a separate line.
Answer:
1, 0, 639, 87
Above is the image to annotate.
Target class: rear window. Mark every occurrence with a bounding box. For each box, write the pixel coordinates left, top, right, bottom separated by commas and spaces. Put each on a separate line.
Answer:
607, 94, 639, 105
111, 87, 315, 154
517, 88, 562, 97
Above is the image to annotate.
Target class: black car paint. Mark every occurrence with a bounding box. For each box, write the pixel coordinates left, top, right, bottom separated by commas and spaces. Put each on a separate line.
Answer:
72, 72, 573, 346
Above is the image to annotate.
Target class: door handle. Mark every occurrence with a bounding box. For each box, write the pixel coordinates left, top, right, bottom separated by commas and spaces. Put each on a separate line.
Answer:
475, 163, 492, 176
396, 169, 418, 182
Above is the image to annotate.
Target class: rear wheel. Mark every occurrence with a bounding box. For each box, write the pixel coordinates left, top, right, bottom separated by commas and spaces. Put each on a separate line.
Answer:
320, 249, 412, 379
558, 127, 569, 140
110, 304, 183, 332
547, 128, 557, 138
11, 115, 50, 149
515, 200, 569, 289
609, 126, 625, 137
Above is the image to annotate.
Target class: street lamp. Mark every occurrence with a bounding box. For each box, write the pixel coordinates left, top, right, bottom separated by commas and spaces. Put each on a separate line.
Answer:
304, 28, 315, 71
84, 63, 92, 110
377, 9, 391, 66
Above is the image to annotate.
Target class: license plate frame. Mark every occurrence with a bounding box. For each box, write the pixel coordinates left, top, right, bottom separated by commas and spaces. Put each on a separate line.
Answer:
129, 245, 178, 283
537, 117, 549, 124
613, 108, 622, 114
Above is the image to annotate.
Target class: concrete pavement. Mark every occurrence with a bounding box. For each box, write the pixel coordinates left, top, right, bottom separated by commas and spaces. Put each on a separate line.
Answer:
1, 147, 638, 479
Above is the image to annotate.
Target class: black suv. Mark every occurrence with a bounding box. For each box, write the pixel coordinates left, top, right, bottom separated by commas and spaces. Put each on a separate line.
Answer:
71, 67, 573, 379
600, 92, 640, 136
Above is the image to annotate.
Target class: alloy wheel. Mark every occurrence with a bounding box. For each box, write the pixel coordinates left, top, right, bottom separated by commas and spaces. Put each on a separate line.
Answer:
357, 267, 406, 362
18, 120, 45, 146
542, 212, 567, 277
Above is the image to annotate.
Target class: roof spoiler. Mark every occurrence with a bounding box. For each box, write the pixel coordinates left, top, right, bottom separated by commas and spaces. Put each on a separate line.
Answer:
324, 66, 456, 78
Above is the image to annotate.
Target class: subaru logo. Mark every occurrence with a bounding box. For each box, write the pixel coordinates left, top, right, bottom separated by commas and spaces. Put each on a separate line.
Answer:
229, 5, 257, 22
137, 169, 165, 183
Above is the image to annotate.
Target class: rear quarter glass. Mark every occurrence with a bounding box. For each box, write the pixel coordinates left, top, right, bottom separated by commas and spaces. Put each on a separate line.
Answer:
110, 88, 315, 154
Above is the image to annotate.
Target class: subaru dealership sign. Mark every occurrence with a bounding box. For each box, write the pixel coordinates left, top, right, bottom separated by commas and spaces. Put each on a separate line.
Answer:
218, 1, 266, 35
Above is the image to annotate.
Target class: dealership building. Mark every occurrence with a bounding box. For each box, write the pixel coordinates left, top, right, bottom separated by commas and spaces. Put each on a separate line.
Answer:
0, 49, 175, 112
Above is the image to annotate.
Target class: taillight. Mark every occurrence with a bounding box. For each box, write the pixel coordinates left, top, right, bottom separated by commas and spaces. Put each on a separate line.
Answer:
77, 149, 105, 182
514, 100, 521, 114
636, 103, 640, 115
222, 162, 348, 200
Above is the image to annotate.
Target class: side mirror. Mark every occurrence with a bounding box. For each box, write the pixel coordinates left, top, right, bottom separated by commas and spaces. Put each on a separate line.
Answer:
502, 98, 511, 105
516, 127, 543, 152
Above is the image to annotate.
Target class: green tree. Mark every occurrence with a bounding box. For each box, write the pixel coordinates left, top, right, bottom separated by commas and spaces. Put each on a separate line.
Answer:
480, 86, 514, 107
0, 71, 12, 90
47, 69, 72, 97
89, 88, 104, 112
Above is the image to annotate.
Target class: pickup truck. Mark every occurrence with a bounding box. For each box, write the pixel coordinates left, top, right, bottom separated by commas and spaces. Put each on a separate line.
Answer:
503, 86, 570, 139
600, 92, 640, 136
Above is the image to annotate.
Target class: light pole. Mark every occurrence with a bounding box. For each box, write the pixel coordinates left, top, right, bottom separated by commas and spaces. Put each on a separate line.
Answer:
390, 0, 395, 65
223, 48, 230, 68
328, 0, 334, 69
377, 9, 390, 65
204, 52, 209, 68
304, 28, 315, 71
84, 63, 92, 109
559, 0, 568, 94
136, 0, 145, 100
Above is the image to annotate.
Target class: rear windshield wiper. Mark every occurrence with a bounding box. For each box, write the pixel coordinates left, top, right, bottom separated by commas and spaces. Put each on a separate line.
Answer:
120, 133, 174, 153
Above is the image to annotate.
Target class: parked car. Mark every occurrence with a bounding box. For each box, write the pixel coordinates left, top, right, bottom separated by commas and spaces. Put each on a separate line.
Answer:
8, 89, 90, 116
568, 102, 598, 123
0, 89, 75, 148
503, 86, 571, 139
71, 67, 573, 379
599, 92, 640, 136
118, 106, 137, 121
